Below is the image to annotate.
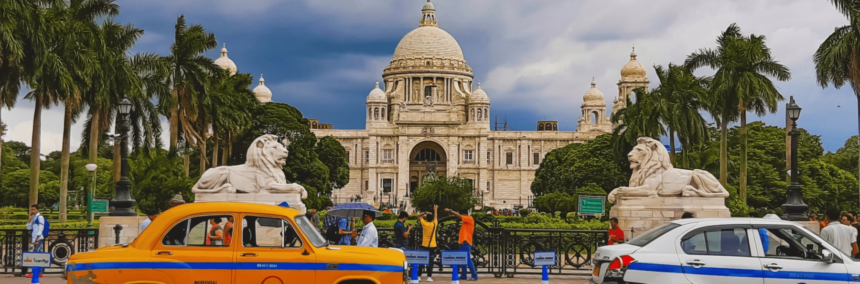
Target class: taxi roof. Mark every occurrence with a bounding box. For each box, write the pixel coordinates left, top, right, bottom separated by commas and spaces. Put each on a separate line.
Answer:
162, 201, 301, 218
670, 217, 800, 226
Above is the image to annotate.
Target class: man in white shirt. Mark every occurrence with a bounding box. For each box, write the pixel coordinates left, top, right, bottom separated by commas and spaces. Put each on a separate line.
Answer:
26, 204, 46, 279
356, 210, 378, 247
820, 208, 859, 256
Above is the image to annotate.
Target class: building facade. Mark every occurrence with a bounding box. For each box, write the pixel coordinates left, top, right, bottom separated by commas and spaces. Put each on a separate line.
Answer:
302, 1, 649, 210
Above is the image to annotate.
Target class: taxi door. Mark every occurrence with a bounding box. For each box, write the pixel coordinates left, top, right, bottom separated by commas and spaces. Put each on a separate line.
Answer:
151, 214, 235, 284
755, 225, 849, 284
677, 224, 764, 284
234, 214, 316, 283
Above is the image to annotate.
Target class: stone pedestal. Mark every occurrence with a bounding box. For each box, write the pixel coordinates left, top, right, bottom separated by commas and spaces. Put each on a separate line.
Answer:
194, 193, 307, 214
795, 221, 821, 234
610, 196, 730, 241
98, 216, 147, 248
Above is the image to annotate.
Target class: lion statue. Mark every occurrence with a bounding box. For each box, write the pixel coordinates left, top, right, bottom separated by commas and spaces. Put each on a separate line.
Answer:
607, 137, 728, 203
192, 134, 308, 199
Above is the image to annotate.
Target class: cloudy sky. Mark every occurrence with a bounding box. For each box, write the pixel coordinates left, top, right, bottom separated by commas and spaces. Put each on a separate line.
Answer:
2, 0, 854, 155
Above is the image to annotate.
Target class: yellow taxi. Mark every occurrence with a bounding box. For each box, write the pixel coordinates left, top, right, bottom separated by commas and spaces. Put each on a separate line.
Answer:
65, 202, 407, 284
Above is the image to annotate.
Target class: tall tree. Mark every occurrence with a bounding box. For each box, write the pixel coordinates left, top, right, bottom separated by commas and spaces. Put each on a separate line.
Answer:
688, 23, 790, 204
814, 0, 860, 207
0, 0, 38, 178
206, 70, 256, 169
685, 24, 743, 189
650, 64, 711, 167
162, 15, 217, 174
610, 87, 664, 160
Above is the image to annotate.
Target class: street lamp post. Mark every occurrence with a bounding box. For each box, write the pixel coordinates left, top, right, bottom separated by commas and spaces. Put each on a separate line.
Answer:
85, 163, 98, 228
781, 96, 808, 221
110, 99, 136, 216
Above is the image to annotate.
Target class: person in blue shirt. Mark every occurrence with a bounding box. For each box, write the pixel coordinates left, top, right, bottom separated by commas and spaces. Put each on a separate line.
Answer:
393, 211, 413, 249
26, 204, 46, 279
338, 217, 354, 245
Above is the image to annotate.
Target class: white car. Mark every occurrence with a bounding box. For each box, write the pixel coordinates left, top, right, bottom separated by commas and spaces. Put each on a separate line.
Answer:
591, 218, 860, 284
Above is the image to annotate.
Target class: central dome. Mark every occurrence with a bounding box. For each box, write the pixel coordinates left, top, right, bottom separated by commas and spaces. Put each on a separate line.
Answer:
392, 26, 465, 61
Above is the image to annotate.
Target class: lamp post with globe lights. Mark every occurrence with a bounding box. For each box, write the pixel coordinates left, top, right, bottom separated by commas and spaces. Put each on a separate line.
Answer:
781, 96, 808, 221
109, 99, 136, 216
85, 163, 98, 228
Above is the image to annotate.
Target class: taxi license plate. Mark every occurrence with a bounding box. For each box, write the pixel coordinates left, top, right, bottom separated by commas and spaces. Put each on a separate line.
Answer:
593, 266, 600, 276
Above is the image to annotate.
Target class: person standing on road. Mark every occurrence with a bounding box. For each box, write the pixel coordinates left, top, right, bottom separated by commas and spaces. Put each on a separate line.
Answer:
337, 216, 354, 245
418, 205, 439, 282
821, 208, 859, 256
394, 211, 413, 249
608, 217, 625, 245
26, 204, 46, 279
445, 208, 478, 281
356, 210, 378, 247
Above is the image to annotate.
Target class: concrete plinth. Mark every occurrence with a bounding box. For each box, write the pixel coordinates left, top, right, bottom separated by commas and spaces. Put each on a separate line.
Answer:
194, 193, 307, 214
98, 216, 147, 248
610, 196, 730, 241
795, 221, 821, 234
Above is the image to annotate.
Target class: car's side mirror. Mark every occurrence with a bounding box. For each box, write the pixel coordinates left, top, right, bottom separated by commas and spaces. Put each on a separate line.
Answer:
821, 249, 835, 263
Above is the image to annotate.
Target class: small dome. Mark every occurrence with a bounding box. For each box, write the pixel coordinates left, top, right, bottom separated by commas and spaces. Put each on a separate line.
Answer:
422, 0, 435, 11
583, 79, 605, 106
253, 74, 272, 103
214, 43, 237, 75
620, 50, 646, 78
470, 83, 489, 103
367, 82, 387, 103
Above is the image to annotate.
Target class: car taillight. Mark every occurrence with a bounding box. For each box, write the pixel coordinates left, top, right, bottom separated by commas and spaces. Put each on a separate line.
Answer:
607, 255, 635, 270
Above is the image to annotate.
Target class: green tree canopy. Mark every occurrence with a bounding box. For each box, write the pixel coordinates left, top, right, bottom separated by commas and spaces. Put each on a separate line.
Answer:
531, 134, 628, 196
823, 135, 859, 179
131, 149, 197, 214
411, 176, 479, 214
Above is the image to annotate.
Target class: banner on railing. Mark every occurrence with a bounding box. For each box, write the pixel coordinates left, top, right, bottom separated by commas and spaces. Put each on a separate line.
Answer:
441, 251, 468, 266
22, 252, 52, 268
404, 250, 430, 265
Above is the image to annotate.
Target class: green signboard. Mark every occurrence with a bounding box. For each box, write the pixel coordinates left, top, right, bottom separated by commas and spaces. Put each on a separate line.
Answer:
91, 199, 109, 213
578, 195, 605, 215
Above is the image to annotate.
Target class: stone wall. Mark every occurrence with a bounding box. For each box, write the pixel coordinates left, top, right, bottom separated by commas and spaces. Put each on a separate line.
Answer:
610, 196, 731, 241
98, 216, 147, 248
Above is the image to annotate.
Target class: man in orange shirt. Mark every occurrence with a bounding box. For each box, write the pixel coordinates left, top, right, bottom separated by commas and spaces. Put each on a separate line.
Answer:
608, 217, 624, 245
446, 208, 478, 281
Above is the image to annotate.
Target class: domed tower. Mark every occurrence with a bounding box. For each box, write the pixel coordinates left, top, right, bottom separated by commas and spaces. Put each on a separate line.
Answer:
577, 79, 612, 134
366, 82, 388, 127
468, 83, 490, 129
614, 47, 649, 118
214, 43, 237, 76
381, 0, 474, 124
253, 74, 272, 103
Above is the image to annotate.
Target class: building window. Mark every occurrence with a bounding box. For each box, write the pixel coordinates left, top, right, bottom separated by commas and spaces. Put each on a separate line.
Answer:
345, 151, 350, 164
487, 151, 491, 164
506, 152, 513, 165
365, 181, 368, 192
538, 124, 544, 131
534, 153, 540, 165
383, 150, 393, 163
415, 148, 441, 161
365, 151, 369, 164
464, 150, 474, 161
382, 179, 392, 193
487, 182, 491, 191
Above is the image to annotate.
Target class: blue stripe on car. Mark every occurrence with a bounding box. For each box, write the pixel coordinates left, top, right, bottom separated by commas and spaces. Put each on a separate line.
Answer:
66, 262, 401, 273
627, 262, 853, 281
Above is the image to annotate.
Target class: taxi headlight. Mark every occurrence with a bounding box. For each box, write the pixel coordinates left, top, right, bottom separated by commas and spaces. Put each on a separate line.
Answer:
403, 260, 409, 282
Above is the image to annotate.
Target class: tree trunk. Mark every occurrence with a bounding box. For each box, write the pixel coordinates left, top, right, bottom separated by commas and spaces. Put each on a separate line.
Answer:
222, 146, 228, 165
212, 131, 219, 168
59, 104, 73, 222
183, 154, 189, 176
89, 110, 99, 163
29, 97, 42, 207
198, 138, 207, 176
113, 135, 121, 182
740, 106, 748, 205
720, 117, 728, 186
170, 89, 179, 150
1, 108, 4, 180
668, 128, 676, 166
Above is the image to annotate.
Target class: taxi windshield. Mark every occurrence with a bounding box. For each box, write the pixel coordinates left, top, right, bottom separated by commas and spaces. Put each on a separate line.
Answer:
295, 215, 327, 247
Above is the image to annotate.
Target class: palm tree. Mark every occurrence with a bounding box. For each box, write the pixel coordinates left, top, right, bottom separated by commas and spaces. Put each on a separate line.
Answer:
685, 24, 744, 188
651, 64, 711, 166
687, 23, 790, 203
610, 87, 664, 158
205, 71, 256, 169
162, 15, 218, 174
0, 0, 38, 186
814, 0, 860, 207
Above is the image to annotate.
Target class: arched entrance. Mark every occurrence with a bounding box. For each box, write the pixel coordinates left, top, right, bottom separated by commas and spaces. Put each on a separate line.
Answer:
410, 141, 447, 191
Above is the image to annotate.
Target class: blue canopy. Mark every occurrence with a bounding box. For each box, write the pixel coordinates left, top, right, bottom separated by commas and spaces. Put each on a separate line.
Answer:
327, 203, 382, 218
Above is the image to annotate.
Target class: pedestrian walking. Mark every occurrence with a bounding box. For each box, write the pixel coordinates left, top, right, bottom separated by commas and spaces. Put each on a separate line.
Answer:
418, 205, 439, 282
394, 211, 413, 249
356, 210, 378, 247
445, 208, 478, 281
821, 208, 859, 257
26, 204, 46, 279
608, 217, 625, 245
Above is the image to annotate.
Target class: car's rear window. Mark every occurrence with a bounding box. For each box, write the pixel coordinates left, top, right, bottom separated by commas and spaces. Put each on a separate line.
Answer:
626, 223, 681, 247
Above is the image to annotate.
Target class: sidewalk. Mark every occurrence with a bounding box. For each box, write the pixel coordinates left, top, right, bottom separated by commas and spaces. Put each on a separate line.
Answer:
2, 273, 592, 284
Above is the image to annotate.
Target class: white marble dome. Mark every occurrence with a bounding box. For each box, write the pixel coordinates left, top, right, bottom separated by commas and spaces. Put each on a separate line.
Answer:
583, 80, 605, 106
253, 75, 272, 103
214, 43, 237, 76
422, 0, 435, 11
392, 27, 464, 62
621, 51, 646, 78
470, 83, 489, 103
366, 82, 386, 103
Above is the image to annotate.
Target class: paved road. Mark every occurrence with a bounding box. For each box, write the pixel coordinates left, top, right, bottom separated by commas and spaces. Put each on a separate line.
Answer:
2, 273, 592, 284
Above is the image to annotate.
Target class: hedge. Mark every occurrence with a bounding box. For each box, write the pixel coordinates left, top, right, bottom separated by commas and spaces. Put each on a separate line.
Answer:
0, 221, 100, 230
